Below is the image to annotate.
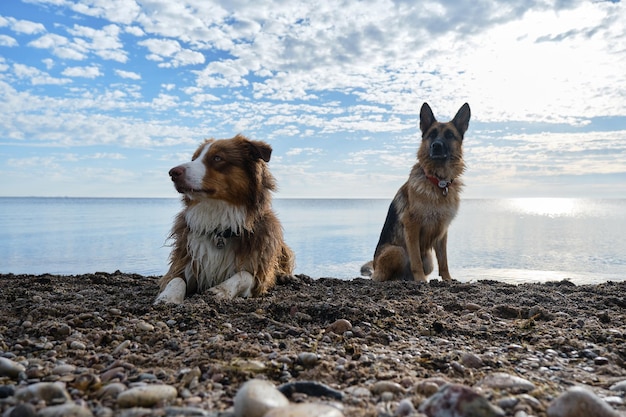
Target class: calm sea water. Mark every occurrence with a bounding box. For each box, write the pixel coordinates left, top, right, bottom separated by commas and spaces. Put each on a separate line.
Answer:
0, 197, 624, 284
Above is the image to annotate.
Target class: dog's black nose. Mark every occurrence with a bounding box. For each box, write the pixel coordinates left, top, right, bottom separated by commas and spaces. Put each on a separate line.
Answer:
430, 140, 448, 159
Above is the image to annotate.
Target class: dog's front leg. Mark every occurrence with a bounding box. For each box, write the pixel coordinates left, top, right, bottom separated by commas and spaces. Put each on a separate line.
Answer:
435, 232, 452, 281
209, 271, 255, 299
403, 218, 427, 282
154, 277, 187, 305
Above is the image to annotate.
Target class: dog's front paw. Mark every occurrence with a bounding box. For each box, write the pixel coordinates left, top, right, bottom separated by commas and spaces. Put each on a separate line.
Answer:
154, 277, 186, 305
208, 285, 233, 299
412, 271, 428, 282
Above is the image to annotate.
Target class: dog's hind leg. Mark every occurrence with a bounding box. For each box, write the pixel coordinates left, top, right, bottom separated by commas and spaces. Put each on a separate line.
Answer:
372, 245, 408, 282
422, 250, 434, 276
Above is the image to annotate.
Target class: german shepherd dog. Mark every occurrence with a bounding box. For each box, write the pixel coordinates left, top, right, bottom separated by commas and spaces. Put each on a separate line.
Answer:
361, 102, 471, 282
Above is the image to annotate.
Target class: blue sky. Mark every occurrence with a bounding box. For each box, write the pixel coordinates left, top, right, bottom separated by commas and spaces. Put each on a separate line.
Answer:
1, 0, 625, 199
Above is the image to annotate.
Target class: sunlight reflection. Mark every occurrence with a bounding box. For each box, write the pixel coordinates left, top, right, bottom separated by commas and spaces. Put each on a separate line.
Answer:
505, 198, 587, 217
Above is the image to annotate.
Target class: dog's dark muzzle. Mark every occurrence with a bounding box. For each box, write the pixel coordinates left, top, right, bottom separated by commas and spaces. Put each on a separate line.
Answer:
430, 140, 449, 160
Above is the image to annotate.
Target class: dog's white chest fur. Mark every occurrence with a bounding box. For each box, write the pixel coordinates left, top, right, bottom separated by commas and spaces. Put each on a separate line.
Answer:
183, 200, 247, 292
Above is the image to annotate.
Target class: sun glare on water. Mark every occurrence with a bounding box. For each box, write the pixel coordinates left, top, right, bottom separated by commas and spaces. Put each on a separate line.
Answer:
506, 198, 587, 217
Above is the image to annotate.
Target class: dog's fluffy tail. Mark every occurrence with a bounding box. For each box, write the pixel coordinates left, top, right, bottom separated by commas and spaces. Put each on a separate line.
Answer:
360, 261, 374, 277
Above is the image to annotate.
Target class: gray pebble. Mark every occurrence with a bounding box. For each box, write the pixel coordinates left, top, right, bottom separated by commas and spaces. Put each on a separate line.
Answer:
594, 356, 609, 365
37, 403, 94, 417
96, 382, 127, 400
461, 352, 484, 368
263, 403, 344, 417
326, 319, 352, 334
51, 364, 77, 375
297, 352, 319, 368
395, 398, 416, 416
0, 357, 25, 379
609, 380, 626, 392
547, 386, 620, 417
7, 403, 37, 417
117, 384, 178, 408
419, 383, 504, 417
370, 381, 405, 395
233, 379, 289, 417
478, 372, 535, 393
69, 341, 87, 350
15, 382, 71, 405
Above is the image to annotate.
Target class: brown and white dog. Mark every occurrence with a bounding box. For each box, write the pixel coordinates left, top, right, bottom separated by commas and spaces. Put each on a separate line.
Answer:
155, 134, 295, 304
362, 103, 471, 282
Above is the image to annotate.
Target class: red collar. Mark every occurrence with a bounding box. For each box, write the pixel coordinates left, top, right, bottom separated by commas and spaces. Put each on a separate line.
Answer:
423, 169, 454, 195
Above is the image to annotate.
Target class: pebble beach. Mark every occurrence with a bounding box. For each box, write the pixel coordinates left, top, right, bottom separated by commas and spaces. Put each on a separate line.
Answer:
1, 272, 625, 417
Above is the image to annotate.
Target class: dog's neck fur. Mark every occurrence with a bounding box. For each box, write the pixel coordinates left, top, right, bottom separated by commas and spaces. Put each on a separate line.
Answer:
184, 199, 248, 237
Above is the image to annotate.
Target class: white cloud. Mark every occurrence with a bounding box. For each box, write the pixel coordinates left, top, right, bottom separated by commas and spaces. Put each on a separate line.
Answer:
28, 33, 88, 60
0, 16, 46, 35
285, 147, 324, 156
67, 24, 127, 62
125, 26, 145, 36
69, 0, 141, 25
62, 65, 102, 78
115, 69, 141, 80
138, 38, 204, 67
0, 34, 18, 47
12, 64, 72, 85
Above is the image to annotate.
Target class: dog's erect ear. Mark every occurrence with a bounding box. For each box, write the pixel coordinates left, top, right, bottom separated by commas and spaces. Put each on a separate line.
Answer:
452, 103, 471, 136
248, 140, 272, 162
420, 102, 436, 133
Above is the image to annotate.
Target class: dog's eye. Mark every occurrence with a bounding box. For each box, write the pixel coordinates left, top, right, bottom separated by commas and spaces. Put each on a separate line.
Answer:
444, 130, 454, 140
213, 155, 222, 162
428, 130, 438, 140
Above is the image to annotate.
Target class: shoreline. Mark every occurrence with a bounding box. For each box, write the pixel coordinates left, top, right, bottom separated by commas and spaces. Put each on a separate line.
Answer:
1, 272, 625, 416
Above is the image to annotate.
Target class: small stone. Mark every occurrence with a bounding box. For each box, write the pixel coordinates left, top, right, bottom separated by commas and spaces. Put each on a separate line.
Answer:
231, 359, 267, 373
15, 382, 71, 405
609, 380, 626, 392
37, 403, 94, 417
326, 319, 352, 334
418, 383, 504, 417
478, 372, 535, 393
113, 340, 131, 355
547, 386, 620, 417
461, 352, 484, 369
370, 381, 405, 395
594, 356, 609, 365
233, 379, 289, 417
416, 381, 440, 397
52, 364, 77, 375
344, 386, 372, 398
464, 303, 482, 311
70, 341, 87, 350
8, 403, 37, 417
0, 357, 25, 379
263, 403, 344, 417
0, 385, 15, 399
395, 398, 416, 416
117, 384, 178, 408
96, 382, 127, 400
297, 352, 319, 368
137, 321, 154, 332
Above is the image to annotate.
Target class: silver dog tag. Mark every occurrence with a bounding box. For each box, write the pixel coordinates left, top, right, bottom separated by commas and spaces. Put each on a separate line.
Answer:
438, 180, 448, 189
214, 234, 225, 249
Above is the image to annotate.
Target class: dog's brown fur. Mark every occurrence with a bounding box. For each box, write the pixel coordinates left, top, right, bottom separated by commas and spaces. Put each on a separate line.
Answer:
362, 103, 471, 282
156, 135, 294, 304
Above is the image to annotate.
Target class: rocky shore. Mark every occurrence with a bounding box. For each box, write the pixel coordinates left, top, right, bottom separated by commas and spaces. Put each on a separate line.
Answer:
1, 272, 625, 417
